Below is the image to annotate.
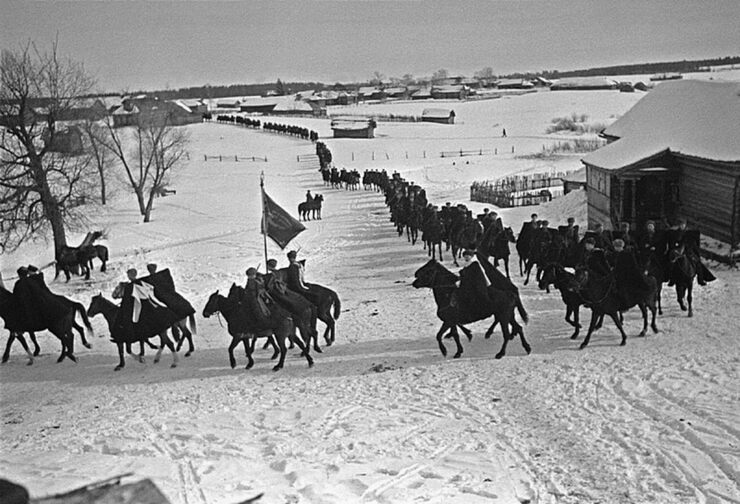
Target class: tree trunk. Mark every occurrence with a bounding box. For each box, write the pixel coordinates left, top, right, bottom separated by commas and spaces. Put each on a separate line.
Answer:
99, 169, 107, 205
30, 156, 68, 257
135, 187, 147, 217
143, 190, 156, 223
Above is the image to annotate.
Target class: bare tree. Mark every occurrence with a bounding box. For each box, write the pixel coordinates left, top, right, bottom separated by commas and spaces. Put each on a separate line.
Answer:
0, 40, 97, 256
474, 67, 495, 79
81, 118, 113, 205
370, 71, 385, 86
99, 109, 189, 223
432, 68, 449, 82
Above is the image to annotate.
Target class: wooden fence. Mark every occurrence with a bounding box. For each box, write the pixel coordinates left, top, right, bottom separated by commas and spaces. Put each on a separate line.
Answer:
203, 155, 268, 162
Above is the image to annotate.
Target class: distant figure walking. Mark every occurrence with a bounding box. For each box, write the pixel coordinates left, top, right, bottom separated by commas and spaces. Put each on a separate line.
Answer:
502, 128, 507, 138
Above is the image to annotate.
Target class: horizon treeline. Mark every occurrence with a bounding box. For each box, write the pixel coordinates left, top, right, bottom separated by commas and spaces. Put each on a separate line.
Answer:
118, 55, 740, 101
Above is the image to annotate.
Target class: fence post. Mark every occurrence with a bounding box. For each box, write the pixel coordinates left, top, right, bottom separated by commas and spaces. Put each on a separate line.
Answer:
352, 152, 355, 161
372, 151, 375, 160
460, 148, 463, 157
405, 151, 408, 159
204, 154, 207, 161
219, 155, 222, 162
423, 150, 426, 158
386, 152, 389, 160
511, 146, 515, 154
495, 148, 497, 155
479, 149, 482, 156
235, 155, 238, 162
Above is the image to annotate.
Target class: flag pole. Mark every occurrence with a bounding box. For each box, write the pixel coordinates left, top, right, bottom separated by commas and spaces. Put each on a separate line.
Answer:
260, 171, 269, 273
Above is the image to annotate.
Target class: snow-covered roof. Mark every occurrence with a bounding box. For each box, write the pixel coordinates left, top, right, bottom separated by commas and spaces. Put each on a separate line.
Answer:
422, 108, 454, 118
551, 77, 617, 89
582, 80, 740, 169
272, 100, 314, 112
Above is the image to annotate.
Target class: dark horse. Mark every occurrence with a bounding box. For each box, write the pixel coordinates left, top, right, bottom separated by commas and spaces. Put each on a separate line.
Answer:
298, 194, 324, 221
480, 226, 517, 279
575, 269, 659, 350
412, 259, 530, 359
86, 293, 178, 371
55, 231, 108, 282
667, 245, 696, 317
202, 288, 314, 371
0, 286, 77, 364
2, 293, 94, 364
303, 282, 341, 346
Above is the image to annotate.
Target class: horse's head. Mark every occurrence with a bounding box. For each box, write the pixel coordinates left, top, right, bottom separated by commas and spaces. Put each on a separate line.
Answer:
87, 292, 106, 317
412, 259, 457, 289
202, 290, 221, 318
111, 282, 126, 299
504, 227, 516, 243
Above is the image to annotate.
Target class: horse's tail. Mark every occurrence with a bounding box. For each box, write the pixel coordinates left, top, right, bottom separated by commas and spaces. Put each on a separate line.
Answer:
331, 290, 341, 319
99, 245, 109, 262
189, 312, 198, 335
515, 294, 529, 324
73, 301, 95, 336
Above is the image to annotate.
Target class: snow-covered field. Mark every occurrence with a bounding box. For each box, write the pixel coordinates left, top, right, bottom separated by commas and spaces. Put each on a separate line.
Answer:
1, 86, 739, 504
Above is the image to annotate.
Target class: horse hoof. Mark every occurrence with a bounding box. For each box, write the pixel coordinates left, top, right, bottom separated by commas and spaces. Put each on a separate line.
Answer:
170, 363, 177, 368
84, 343, 92, 349
185, 351, 192, 357
33, 350, 40, 356
314, 347, 323, 354
1, 357, 7, 364
570, 334, 579, 340
652, 326, 659, 333
230, 362, 236, 369
638, 331, 646, 338
453, 353, 462, 359
495, 352, 505, 359
114, 366, 123, 371
688, 311, 693, 318
307, 360, 314, 368
26, 360, 33, 366
153, 359, 160, 364
579, 343, 588, 350
272, 365, 282, 372
57, 357, 64, 363
620, 341, 627, 346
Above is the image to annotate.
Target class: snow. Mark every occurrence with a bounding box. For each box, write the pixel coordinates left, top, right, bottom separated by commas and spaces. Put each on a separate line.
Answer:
2, 85, 739, 504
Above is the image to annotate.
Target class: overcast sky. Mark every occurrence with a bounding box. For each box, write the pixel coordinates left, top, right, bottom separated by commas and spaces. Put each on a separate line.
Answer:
2, 0, 739, 92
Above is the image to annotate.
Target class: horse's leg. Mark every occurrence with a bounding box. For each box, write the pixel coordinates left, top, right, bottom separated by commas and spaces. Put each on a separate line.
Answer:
73, 321, 91, 349
515, 321, 531, 354
570, 304, 582, 340
649, 296, 659, 333
657, 284, 663, 315
138, 341, 146, 363
153, 337, 164, 364
676, 284, 687, 311
245, 336, 255, 370
458, 325, 473, 341
2, 332, 16, 364
290, 333, 314, 368
495, 316, 512, 359
579, 310, 602, 350
30, 332, 40, 356
160, 332, 178, 368
609, 311, 628, 346
436, 323, 450, 357
17, 334, 34, 366
115, 342, 125, 371
687, 281, 693, 318
450, 326, 463, 359
228, 337, 240, 369
504, 257, 510, 279
272, 331, 287, 371
484, 318, 499, 339
637, 303, 648, 337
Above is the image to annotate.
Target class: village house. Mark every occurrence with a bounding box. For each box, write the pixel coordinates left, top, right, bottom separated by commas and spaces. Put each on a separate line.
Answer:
421, 108, 455, 124
581, 80, 740, 248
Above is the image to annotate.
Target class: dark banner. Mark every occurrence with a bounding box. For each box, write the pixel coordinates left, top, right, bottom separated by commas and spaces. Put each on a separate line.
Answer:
262, 189, 306, 249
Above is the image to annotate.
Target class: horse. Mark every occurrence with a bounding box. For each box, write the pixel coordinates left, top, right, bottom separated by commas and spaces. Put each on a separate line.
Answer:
412, 259, 530, 359
538, 262, 604, 340
112, 281, 196, 357
667, 245, 696, 317
1, 291, 94, 364
298, 194, 324, 221
86, 293, 178, 371
421, 208, 445, 262
55, 231, 107, 282
202, 288, 313, 371
574, 268, 659, 350
0, 286, 77, 364
303, 282, 341, 346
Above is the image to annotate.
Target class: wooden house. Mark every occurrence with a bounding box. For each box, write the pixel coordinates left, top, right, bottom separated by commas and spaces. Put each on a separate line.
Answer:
496, 79, 535, 90
331, 116, 376, 138
239, 97, 277, 114
581, 80, 740, 246
561, 168, 587, 194
431, 85, 468, 100
411, 87, 432, 100
421, 108, 455, 124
